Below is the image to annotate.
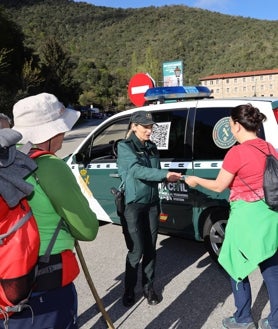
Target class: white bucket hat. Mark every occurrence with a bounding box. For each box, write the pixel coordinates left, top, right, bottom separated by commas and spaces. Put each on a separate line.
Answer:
12, 93, 80, 144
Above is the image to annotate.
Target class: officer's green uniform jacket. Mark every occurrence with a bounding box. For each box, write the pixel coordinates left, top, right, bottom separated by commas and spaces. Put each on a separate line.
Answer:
117, 132, 167, 205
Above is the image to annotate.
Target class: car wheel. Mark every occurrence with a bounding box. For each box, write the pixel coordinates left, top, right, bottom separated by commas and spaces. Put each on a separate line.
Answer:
203, 210, 228, 262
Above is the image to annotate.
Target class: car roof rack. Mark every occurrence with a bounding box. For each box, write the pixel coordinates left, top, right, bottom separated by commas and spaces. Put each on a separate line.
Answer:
144, 85, 212, 104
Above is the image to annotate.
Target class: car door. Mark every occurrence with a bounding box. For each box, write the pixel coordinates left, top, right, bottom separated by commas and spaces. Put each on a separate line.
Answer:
150, 108, 196, 239
70, 116, 130, 224
192, 106, 234, 201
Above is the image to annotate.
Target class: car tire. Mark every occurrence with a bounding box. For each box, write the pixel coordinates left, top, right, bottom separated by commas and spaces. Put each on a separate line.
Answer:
202, 208, 229, 262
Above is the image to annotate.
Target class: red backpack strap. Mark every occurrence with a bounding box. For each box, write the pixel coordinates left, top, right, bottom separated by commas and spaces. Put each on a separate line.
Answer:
29, 149, 55, 159
18, 142, 54, 158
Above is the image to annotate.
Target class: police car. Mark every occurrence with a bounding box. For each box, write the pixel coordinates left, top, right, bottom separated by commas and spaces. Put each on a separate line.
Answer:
67, 86, 278, 261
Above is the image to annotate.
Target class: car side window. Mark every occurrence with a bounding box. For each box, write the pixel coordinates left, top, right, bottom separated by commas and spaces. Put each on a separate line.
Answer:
74, 117, 130, 164
93, 118, 130, 146
151, 109, 189, 159
194, 107, 233, 160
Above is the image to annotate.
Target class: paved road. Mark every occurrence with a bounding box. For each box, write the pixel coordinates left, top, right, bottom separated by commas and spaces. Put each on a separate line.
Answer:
56, 118, 101, 158
58, 119, 270, 329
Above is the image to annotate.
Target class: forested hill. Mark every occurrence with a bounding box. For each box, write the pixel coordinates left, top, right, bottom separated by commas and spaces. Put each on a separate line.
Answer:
0, 0, 277, 110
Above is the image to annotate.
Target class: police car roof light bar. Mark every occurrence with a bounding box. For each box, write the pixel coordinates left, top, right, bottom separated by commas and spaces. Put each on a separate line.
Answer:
144, 85, 212, 103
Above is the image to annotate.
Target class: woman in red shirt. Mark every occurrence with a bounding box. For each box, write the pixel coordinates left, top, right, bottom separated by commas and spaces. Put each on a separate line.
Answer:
185, 104, 278, 329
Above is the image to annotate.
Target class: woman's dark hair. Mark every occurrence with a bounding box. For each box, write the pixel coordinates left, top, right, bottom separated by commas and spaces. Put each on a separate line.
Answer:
231, 103, 267, 132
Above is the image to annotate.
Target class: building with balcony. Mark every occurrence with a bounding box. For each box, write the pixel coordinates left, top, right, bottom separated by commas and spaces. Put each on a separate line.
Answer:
200, 69, 278, 98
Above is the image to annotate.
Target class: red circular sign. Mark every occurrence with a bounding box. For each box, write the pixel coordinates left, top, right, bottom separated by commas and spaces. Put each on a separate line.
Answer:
128, 73, 154, 107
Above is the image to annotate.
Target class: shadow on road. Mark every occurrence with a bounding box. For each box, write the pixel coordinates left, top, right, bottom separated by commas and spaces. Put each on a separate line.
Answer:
77, 231, 269, 328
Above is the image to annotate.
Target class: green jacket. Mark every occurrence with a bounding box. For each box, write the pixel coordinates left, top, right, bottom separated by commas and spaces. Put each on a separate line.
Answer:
26, 153, 99, 256
117, 132, 167, 204
218, 199, 278, 282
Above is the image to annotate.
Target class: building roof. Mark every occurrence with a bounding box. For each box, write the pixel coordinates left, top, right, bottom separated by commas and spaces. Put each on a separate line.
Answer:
200, 69, 278, 81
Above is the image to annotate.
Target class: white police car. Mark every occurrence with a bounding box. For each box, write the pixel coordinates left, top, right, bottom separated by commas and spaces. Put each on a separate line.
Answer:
67, 86, 278, 261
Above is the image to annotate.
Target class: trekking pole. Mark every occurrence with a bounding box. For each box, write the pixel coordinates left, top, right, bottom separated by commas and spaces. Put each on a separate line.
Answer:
75, 241, 115, 329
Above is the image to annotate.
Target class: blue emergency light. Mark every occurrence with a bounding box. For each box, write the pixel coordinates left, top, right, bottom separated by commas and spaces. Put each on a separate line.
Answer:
144, 85, 212, 103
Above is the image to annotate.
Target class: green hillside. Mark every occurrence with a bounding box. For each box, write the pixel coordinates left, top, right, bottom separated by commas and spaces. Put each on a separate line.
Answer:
0, 0, 277, 111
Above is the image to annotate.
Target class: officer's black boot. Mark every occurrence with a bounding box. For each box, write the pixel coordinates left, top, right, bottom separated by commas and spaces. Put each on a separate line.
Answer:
143, 284, 160, 305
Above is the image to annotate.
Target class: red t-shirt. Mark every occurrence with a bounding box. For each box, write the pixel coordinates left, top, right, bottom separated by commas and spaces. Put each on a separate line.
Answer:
222, 138, 278, 202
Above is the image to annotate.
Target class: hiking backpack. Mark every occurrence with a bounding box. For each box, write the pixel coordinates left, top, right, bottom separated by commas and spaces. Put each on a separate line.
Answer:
240, 143, 278, 212
0, 141, 57, 320
260, 145, 278, 211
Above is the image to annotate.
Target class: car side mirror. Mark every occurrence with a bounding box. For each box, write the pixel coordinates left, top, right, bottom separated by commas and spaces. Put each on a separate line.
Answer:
75, 151, 89, 164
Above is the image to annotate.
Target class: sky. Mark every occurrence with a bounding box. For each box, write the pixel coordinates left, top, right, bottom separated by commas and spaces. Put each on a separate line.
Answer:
74, 0, 278, 21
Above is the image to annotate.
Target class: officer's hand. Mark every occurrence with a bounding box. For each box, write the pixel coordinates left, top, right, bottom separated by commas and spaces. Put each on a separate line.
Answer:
166, 172, 182, 182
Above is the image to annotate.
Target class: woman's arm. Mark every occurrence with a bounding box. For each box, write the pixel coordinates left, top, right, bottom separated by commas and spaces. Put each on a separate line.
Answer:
185, 167, 234, 193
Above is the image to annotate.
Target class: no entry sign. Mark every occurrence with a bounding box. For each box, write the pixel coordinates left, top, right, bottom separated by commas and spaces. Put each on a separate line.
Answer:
128, 73, 155, 107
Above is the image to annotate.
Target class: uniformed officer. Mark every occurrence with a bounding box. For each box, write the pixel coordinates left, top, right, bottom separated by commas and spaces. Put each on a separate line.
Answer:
117, 110, 182, 307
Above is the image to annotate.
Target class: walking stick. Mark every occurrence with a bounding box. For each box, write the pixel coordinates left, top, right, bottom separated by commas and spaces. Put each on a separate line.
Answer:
75, 241, 115, 329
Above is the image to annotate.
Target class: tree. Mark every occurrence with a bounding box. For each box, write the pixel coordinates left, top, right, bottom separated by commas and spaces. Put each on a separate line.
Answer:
39, 37, 79, 105
144, 47, 160, 86
18, 58, 44, 96
0, 48, 12, 73
0, 8, 25, 114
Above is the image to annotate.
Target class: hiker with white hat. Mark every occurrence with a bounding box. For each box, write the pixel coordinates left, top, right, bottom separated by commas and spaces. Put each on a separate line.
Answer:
0, 93, 99, 329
